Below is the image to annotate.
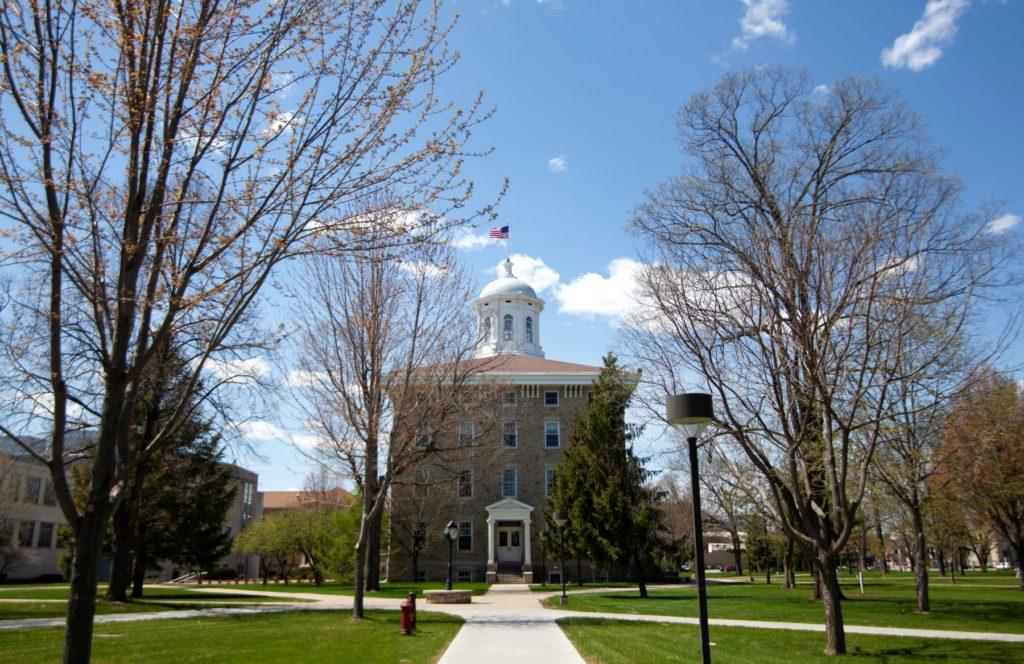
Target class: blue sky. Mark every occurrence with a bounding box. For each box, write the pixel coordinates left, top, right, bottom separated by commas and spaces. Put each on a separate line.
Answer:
241, 0, 1024, 489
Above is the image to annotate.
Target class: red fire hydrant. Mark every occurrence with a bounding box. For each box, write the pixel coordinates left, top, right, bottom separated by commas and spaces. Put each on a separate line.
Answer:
400, 597, 414, 636
407, 591, 417, 630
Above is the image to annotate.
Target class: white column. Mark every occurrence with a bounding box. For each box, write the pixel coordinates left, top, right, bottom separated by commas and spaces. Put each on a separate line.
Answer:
487, 517, 496, 565
523, 517, 532, 565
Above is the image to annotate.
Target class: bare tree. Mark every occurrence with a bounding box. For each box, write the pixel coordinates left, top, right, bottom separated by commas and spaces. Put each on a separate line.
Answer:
0, 0, 497, 659
290, 230, 499, 618
625, 68, 1014, 654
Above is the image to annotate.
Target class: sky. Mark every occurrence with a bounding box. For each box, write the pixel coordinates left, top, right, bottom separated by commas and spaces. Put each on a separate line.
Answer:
239, 0, 1024, 490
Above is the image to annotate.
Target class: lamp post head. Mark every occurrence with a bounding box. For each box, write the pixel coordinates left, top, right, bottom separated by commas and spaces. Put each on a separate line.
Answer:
667, 393, 715, 440
552, 510, 568, 528
444, 520, 459, 541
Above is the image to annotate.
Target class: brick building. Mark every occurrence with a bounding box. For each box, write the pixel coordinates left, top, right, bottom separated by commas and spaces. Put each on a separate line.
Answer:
388, 259, 602, 585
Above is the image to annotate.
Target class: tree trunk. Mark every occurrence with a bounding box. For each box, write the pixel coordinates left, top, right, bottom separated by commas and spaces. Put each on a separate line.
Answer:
765, 566, 772, 585
783, 536, 795, 589
576, 558, 583, 587
130, 552, 146, 599
635, 554, 648, 598
63, 511, 109, 664
872, 512, 887, 575
858, 523, 867, 573
911, 504, 930, 613
1015, 543, 1024, 590
353, 540, 367, 619
937, 548, 947, 577
105, 502, 132, 602
810, 567, 822, 601
365, 510, 381, 591
817, 557, 847, 656
732, 534, 743, 575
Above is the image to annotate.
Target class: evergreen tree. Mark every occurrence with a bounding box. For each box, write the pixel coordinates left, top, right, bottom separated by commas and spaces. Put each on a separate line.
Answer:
551, 353, 665, 597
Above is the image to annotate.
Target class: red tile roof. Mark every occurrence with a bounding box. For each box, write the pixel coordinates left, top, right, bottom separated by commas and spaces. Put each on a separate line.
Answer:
467, 354, 603, 374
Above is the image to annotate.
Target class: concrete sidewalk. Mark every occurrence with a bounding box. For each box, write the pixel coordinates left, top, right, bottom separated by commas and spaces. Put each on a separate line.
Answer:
437, 584, 584, 664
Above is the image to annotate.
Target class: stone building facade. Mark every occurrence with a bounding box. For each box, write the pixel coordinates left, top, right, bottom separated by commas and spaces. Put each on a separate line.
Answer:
388, 259, 602, 584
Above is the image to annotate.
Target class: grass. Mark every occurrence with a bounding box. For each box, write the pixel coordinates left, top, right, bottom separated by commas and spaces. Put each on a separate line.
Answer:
0, 586, 307, 620
547, 571, 1024, 634
225, 580, 492, 598
0, 609, 463, 663
558, 618, 1024, 663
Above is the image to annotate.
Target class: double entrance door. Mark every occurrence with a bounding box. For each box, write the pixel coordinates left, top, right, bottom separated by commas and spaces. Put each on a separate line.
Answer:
497, 526, 522, 563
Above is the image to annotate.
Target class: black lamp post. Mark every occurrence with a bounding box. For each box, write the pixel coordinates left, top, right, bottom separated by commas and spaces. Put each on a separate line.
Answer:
444, 521, 459, 591
667, 393, 715, 664
553, 510, 568, 606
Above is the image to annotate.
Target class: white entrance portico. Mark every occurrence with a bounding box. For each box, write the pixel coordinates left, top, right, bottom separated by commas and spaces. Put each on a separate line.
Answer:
485, 498, 533, 583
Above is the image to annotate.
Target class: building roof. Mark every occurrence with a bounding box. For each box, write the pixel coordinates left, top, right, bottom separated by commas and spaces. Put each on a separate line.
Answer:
468, 354, 603, 374
476, 259, 539, 300
261, 487, 353, 511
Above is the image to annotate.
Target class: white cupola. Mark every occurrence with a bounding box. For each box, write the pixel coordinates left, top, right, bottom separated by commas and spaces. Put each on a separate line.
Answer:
473, 258, 545, 358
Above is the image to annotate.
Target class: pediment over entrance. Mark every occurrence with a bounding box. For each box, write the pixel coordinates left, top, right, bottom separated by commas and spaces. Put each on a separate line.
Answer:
485, 498, 534, 521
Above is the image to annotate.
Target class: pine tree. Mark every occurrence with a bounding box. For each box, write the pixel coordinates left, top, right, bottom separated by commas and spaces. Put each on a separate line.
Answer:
551, 353, 666, 596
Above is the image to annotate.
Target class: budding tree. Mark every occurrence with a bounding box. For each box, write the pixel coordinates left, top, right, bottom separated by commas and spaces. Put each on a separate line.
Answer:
625, 67, 1014, 654
0, 0, 496, 660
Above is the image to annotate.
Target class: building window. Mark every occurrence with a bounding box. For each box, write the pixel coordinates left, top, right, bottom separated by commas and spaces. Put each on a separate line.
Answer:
458, 421, 475, 443
42, 480, 57, 506
503, 422, 517, 448
545, 391, 559, 406
545, 422, 560, 448
503, 314, 513, 341
36, 522, 55, 548
415, 467, 430, 496
545, 468, 556, 497
549, 571, 563, 584
17, 521, 35, 548
501, 469, 517, 498
241, 482, 255, 527
525, 317, 533, 343
458, 470, 473, 498
458, 521, 472, 551
457, 570, 472, 582
415, 571, 427, 582
24, 476, 41, 504
503, 391, 517, 405
0, 519, 13, 546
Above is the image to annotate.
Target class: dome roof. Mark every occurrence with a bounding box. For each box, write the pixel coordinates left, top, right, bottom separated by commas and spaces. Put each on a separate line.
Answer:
478, 259, 538, 300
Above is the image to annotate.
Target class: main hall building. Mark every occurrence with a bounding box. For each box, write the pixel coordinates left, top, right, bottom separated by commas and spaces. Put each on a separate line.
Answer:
388, 259, 601, 584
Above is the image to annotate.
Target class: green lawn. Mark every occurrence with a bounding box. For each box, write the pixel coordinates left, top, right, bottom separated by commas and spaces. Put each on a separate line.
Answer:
0, 586, 307, 620
559, 618, 1024, 663
0, 609, 462, 663
226, 580, 492, 598
547, 574, 1024, 634
530, 581, 642, 592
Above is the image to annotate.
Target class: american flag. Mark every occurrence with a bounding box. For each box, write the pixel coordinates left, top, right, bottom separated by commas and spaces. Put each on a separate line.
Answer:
489, 225, 509, 239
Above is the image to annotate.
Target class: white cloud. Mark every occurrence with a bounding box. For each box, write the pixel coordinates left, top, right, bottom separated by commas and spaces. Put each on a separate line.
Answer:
233, 420, 287, 442
547, 154, 567, 173
813, 84, 830, 95
400, 260, 448, 279
731, 0, 794, 51
291, 433, 323, 450
204, 357, 270, 384
881, 0, 970, 72
555, 258, 644, 319
452, 228, 501, 250
489, 254, 560, 293
263, 110, 303, 136
284, 369, 327, 388
985, 213, 1020, 235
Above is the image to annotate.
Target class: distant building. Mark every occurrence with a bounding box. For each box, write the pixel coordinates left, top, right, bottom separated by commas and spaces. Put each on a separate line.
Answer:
0, 436, 263, 582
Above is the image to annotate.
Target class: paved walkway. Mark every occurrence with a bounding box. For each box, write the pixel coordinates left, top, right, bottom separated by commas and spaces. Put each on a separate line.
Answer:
436, 584, 584, 664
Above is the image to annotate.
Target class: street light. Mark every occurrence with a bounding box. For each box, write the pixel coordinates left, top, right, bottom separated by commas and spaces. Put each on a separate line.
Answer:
667, 393, 714, 664
553, 510, 568, 606
444, 521, 459, 591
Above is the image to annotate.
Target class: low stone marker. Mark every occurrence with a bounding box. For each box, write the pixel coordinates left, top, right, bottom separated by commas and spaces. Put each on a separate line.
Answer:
423, 589, 472, 604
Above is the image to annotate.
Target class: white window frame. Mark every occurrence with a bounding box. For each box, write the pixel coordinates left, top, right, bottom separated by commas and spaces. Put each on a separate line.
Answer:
503, 422, 517, 448
457, 469, 473, 498
458, 521, 473, 552
545, 468, 556, 497
545, 421, 560, 448
503, 314, 514, 341
503, 391, 517, 405
501, 469, 517, 498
